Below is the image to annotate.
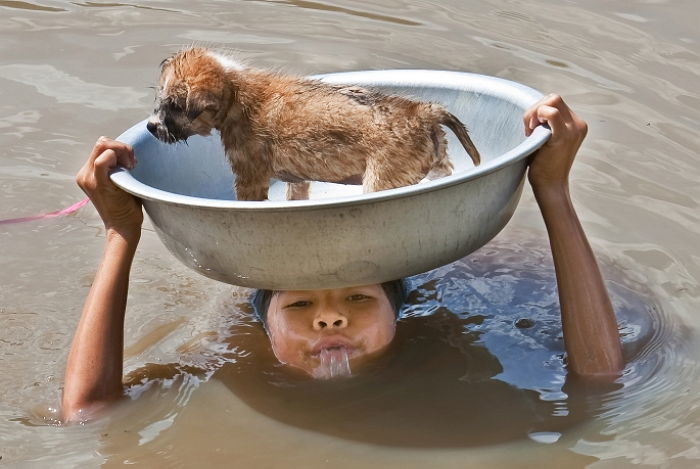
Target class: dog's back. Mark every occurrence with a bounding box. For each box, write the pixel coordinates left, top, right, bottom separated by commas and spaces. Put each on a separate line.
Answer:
150, 47, 480, 199
238, 76, 479, 191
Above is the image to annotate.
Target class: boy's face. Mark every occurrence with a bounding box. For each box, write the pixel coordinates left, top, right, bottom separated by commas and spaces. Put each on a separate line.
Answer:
265, 285, 396, 378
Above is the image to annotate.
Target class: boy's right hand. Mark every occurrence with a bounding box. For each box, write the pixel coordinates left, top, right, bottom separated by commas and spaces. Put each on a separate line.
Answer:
76, 137, 143, 241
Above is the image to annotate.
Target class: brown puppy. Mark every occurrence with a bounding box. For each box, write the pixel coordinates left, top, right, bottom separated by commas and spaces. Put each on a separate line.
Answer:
147, 47, 480, 201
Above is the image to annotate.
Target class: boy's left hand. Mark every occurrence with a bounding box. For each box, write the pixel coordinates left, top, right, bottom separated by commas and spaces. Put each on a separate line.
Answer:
523, 94, 588, 191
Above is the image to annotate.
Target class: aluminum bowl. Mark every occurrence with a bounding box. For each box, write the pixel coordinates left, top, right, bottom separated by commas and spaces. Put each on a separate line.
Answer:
111, 70, 550, 289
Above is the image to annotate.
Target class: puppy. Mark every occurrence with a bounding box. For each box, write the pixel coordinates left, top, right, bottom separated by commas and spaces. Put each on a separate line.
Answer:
147, 47, 480, 201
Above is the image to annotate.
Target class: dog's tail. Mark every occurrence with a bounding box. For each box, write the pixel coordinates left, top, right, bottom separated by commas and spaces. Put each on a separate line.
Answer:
440, 111, 481, 166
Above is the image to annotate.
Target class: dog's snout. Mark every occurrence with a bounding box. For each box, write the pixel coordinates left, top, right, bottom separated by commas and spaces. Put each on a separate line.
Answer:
146, 116, 185, 144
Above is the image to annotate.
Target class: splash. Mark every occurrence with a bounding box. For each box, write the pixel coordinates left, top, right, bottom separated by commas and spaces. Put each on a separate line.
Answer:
312, 348, 352, 380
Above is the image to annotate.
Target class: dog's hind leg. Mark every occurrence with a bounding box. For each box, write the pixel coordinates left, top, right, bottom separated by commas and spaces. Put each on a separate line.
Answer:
425, 161, 453, 180
286, 181, 310, 200
363, 154, 423, 193
425, 126, 454, 180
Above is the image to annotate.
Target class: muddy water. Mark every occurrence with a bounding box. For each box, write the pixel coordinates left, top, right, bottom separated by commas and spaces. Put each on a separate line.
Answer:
0, 0, 698, 467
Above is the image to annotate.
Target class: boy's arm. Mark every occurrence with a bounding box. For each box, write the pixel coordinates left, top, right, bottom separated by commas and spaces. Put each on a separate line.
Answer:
62, 138, 142, 422
525, 95, 623, 377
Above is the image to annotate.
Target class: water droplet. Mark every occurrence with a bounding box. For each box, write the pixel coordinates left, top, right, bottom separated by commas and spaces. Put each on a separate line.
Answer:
312, 348, 352, 379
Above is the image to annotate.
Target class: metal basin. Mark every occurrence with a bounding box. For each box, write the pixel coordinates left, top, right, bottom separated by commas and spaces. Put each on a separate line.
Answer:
112, 70, 550, 289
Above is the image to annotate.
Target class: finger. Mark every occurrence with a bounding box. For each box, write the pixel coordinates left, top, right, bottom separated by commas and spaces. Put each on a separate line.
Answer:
93, 149, 120, 185
105, 141, 135, 169
523, 102, 539, 136
524, 115, 533, 136
523, 109, 544, 136
87, 137, 135, 168
524, 94, 578, 137
523, 96, 550, 136
113, 146, 136, 169
541, 94, 574, 121
535, 105, 565, 137
87, 136, 112, 164
523, 109, 533, 136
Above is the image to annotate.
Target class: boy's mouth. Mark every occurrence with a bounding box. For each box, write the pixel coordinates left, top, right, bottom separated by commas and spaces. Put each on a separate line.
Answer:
311, 341, 355, 379
311, 337, 357, 358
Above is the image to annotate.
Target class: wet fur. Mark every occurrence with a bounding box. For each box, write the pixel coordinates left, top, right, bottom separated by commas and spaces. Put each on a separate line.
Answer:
147, 47, 481, 201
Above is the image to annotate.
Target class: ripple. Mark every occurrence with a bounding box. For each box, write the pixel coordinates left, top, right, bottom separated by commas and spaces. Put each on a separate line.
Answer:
0, 0, 698, 465
178, 29, 294, 45
613, 12, 649, 23
0, 64, 149, 111
72, 1, 179, 13
0, 1, 66, 12
250, 0, 422, 26
472, 35, 633, 92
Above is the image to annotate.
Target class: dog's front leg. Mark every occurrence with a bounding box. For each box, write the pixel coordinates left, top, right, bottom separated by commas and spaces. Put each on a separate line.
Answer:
235, 176, 270, 201
229, 151, 272, 201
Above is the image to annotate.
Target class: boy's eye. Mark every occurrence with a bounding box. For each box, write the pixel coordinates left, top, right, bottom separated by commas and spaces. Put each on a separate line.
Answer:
285, 300, 311, 308
347, 294, 371, 302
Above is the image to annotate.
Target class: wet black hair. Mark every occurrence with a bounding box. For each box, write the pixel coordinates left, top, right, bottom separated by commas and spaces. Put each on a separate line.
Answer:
251, 280, 407, 328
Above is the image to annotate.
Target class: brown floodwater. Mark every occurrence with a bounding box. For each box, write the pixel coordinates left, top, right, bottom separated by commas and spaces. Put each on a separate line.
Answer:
0, 0, 698, 467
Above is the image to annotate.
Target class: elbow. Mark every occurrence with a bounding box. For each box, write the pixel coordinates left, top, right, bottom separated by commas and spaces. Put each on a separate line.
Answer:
61, 393, 119, 424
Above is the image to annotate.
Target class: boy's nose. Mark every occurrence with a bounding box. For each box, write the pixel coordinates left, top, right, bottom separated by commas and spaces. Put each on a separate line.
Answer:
313, 311, 348, 330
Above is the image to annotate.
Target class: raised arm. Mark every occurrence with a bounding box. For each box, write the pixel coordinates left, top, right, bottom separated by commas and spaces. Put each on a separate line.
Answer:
62, 137, 142, 422
524, 95, 623, 377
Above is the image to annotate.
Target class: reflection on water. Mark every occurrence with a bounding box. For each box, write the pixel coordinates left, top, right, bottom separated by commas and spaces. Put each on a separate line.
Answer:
1, 0, 699, 467
209, 237, 656, 448
20, 234, 673, 464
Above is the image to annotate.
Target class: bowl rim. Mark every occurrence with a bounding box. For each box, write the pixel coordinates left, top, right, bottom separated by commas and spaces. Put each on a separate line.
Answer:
111, 69, 551, 211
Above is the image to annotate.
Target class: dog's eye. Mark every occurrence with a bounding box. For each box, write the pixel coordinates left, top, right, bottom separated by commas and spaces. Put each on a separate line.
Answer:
186, 107, 204, 121
164, 99, 184, 113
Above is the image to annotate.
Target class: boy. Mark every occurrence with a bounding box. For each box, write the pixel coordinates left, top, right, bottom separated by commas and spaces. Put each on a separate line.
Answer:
62, 94, 623, 422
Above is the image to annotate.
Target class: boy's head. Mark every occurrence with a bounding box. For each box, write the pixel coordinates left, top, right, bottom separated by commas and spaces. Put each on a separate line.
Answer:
252, 281, 405, 378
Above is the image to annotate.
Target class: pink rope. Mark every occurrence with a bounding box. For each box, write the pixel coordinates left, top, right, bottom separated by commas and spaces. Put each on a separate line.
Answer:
0, 198, 90, 225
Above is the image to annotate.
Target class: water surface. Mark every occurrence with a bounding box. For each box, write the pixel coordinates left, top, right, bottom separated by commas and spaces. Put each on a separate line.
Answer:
0, 1, 699, 467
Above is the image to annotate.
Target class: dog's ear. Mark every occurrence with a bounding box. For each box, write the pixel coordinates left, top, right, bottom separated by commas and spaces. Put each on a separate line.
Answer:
159, 55, 174, 71
186, 92, 219, 120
